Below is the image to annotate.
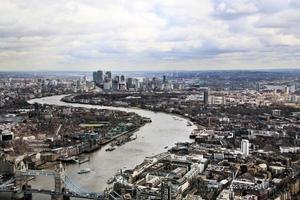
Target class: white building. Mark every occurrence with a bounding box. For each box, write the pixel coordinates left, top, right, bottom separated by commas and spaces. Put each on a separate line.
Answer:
241, 139, 250, 156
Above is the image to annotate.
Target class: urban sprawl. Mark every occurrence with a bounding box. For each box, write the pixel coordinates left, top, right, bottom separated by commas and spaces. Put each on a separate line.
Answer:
0, 70, 300, 200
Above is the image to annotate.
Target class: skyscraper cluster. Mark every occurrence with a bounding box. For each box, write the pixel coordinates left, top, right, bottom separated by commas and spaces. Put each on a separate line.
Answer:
93, 70, 174, 91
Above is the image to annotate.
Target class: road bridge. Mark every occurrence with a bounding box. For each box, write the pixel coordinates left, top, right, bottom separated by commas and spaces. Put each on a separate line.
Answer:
0, 163, 105, 200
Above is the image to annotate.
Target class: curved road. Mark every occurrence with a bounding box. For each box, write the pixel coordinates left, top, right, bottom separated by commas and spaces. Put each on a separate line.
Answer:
28, 95, 195, 199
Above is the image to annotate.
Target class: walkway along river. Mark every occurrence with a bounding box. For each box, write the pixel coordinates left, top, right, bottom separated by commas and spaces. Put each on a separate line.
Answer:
28, 95, 196, 200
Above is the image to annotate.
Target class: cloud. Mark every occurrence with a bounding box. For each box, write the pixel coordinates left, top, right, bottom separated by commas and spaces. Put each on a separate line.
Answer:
0, 0, 299, 71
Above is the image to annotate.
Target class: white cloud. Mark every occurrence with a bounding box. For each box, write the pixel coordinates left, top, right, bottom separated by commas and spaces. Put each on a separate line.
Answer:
0, 0, 299, 71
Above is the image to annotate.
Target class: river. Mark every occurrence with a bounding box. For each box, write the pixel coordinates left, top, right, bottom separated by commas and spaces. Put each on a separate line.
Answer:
27, 95, 196, 199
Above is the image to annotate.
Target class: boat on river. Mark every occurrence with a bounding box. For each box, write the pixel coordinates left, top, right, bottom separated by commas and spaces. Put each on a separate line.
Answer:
58, 156, 78, 163
78, 168, 91, 174
106, 176, 115, 184
105, 147, 116, 152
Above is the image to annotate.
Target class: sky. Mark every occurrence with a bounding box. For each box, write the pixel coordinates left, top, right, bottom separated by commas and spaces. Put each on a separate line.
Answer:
0, 0, 299, 71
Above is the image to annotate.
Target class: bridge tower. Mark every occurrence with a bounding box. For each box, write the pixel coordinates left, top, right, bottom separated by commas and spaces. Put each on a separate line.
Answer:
52, 163, 66, 200
15, 163, 32, 200
15, 162, 29, 191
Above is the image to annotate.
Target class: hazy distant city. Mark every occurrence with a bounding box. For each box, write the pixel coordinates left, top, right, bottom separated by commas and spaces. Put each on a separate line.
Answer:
1, 0, 300, 200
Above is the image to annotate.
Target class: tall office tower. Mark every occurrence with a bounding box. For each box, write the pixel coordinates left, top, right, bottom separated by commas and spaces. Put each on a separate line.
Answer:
120, 75, 125, 82
103, 81, 112, 90
152, 77, 158, 90
203, 89, 209, 105
133, 78, 139, 90
126, 78, 134, 90
114, 76, 120, 83
105, 71, 112, 79
112, 76, 120, 91
112, 81, 119, 91
256, 82, 260, 92
163, 75, 167, 83
93, 70, 103, 86
241, 139, 250, 156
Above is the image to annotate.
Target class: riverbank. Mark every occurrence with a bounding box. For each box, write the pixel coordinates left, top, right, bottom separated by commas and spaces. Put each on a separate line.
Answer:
24, 95, 149, 169
28, 95, 195, 199
61, 94, 197, 127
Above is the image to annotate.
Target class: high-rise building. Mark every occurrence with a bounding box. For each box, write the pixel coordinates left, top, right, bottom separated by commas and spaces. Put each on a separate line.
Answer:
103, 81, 112, 90
256, 82, 260, 92
112, 76, 119, 91
93, 70, 103, 86
120, 75, 125, 82
114, 76, 119, 83
163, 75, 167, 83
126, 78, 134, 90
241, 139, 249, 156
105, 71, 112, 80
203, 89, 209, 105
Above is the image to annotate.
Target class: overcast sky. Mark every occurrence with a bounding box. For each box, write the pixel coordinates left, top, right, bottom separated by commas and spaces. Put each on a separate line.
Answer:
0, 0, 299, 71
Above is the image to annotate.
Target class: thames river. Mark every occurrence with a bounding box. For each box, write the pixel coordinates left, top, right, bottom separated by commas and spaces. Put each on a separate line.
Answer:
28, 95, 195, 199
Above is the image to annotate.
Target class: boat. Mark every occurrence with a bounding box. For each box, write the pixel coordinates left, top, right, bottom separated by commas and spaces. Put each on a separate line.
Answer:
106, 176, 115, 184
78, 168, 91, 174
142, 117, 152, 123
58, 156, 78, 163
105, 147, 116, 152
164, 146, 168, 149
187, 122, 193, 126
131, 135, 137, 140
189, 130, 198, 139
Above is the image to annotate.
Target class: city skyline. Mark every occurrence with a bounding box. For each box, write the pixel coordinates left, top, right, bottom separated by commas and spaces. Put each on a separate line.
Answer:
0, 0, 300, 71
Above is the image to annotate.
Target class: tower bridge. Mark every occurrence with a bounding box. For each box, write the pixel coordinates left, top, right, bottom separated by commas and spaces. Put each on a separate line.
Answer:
0, 163, 105, 200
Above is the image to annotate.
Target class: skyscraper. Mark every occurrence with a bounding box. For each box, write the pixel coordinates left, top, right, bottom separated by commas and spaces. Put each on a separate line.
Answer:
105, 71, 112, 80
93, 70, 103, 86
163, 75, 167, 83
112, 76, 120, 91
241, 139, 249, 156
120, 75, 125, 82
256, 82, 260, 92
126, 77, 134, 90
204, 89, 209, 105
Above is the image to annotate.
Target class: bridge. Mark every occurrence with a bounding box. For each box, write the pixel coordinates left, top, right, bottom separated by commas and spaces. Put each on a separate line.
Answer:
0, 163, 105, 200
